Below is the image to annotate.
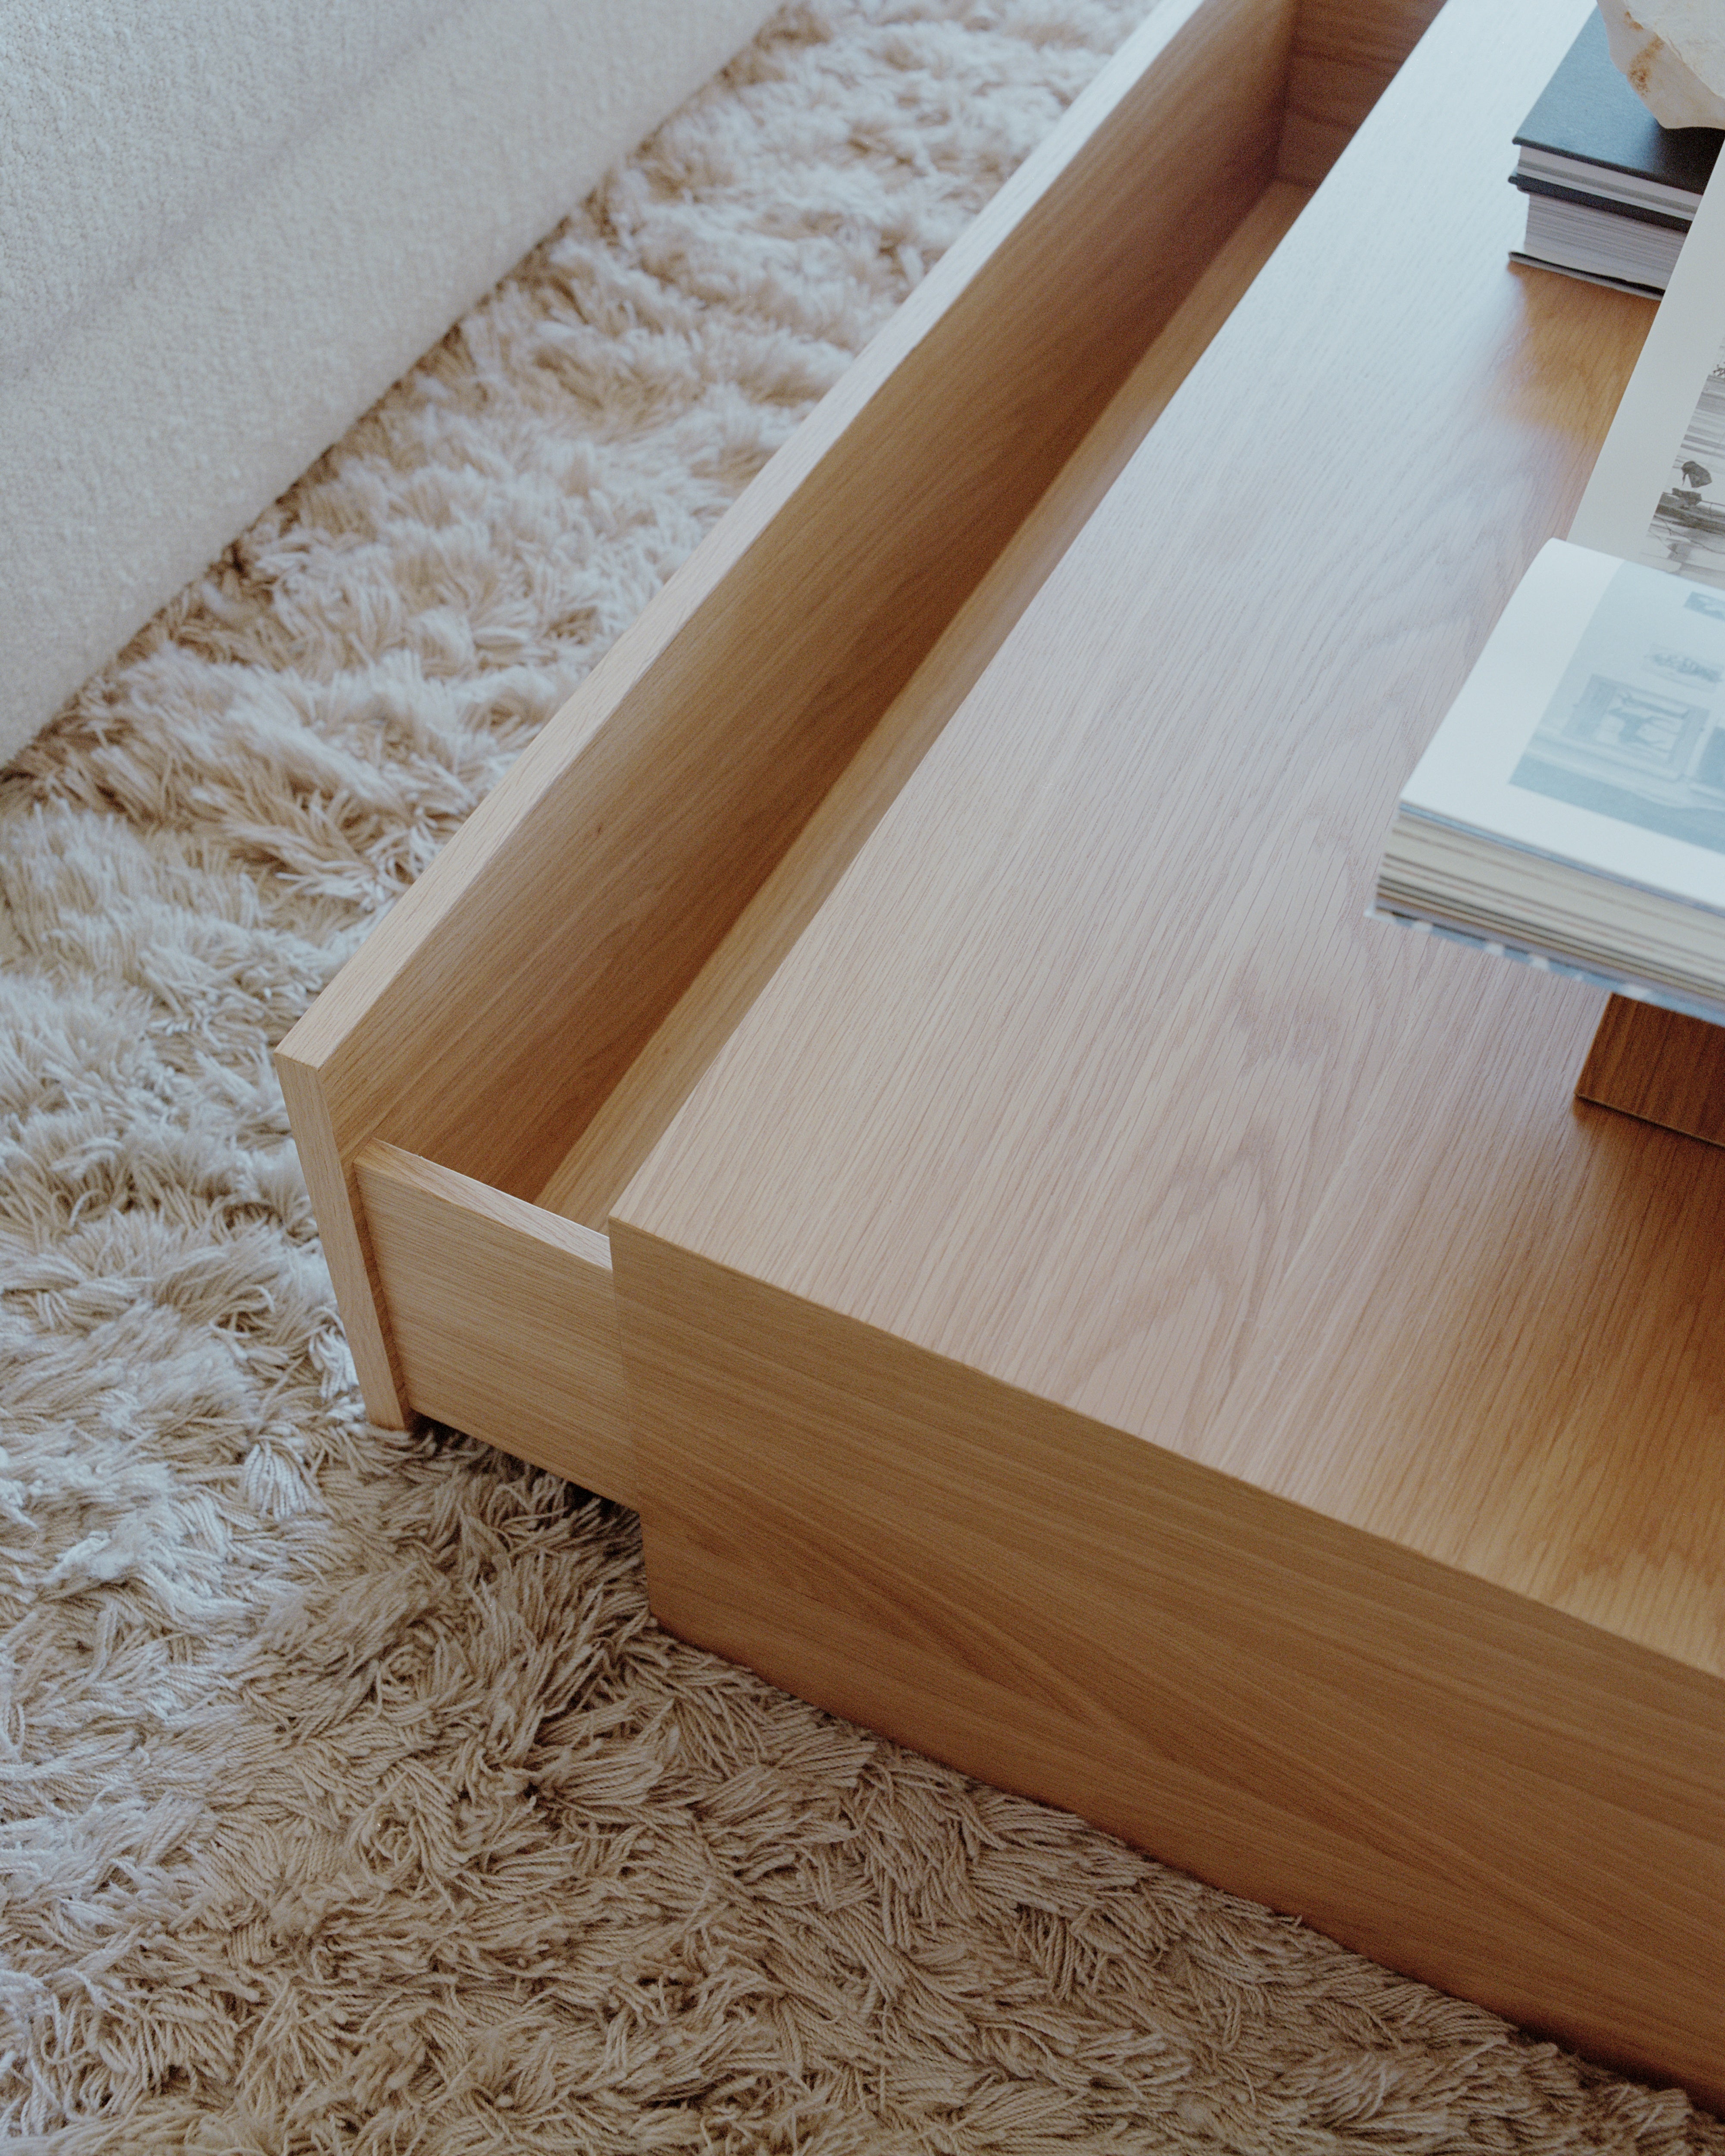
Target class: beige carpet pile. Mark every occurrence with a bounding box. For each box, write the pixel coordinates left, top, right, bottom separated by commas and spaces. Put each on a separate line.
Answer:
0, 2, 1720, 2147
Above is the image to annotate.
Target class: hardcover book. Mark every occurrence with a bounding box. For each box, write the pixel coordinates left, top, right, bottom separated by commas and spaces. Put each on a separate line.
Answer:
1510, 9, 1719, 295
1376, 160, 1725, 1023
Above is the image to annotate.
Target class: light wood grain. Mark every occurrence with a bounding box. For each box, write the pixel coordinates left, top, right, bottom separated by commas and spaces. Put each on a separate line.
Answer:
275, 0, 1301, 1424
611, 0, 1725, 2100
358, 1143, 635, 1504
1279, 0, 1446, 183
1576, 994, 1725, 1148
538, 182, 1314, 1228
615, 0, 1689, 1665
611, 1224, 1725, 2106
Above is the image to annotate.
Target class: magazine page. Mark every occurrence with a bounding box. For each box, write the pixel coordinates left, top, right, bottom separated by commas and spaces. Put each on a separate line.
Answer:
1571, 158, 1725, 567
1399, 536, 1725, 913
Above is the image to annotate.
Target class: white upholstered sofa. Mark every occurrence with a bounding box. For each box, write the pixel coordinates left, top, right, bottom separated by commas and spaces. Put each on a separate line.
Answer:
0, 0, 779, 765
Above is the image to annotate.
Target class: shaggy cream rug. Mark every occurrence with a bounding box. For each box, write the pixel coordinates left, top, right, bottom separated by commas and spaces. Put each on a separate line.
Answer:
0, 2, 1720, 2147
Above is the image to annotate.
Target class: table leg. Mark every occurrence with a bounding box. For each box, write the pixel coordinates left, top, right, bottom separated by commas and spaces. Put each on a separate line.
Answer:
1575, 994, 1725, 1148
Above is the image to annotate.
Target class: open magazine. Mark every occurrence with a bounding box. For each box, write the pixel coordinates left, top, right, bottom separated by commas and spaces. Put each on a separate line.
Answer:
1374, 160, 1725, 1025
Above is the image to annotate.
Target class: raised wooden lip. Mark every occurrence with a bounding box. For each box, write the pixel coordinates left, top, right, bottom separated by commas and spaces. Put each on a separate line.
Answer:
278, 0, 1411, 1436
305, 167, 1317, 1505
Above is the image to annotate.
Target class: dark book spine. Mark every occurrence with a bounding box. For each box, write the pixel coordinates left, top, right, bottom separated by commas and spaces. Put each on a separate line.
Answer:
1508, 172, 1694, 232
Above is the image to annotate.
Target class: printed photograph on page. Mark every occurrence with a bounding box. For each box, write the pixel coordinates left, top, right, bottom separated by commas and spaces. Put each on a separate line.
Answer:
1638, 329, 1725, 587
1513, 558, 1725, 851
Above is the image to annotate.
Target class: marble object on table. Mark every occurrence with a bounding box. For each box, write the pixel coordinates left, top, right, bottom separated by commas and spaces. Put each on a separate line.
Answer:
1598, 0, 1725, 128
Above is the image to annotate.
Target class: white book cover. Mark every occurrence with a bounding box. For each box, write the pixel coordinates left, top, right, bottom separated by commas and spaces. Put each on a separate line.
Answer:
1573, 147, 1725, 565
1380, 145, 1725, 1010
1399, 539, 1725, 917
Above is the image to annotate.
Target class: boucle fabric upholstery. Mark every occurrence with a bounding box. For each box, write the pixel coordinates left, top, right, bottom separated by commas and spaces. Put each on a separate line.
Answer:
0, 0, 777, 765
4, 0, 462, 378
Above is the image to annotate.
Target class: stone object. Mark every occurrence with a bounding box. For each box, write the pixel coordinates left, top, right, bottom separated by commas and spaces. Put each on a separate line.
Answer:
1598, 0, 1725, 128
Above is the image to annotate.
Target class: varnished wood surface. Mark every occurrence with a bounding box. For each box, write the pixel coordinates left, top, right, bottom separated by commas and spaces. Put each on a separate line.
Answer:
538, 183, 1314, 1228
358, 1143, 636, 1505
275, 0, 1297, 1424
612, 3, 1725, 2092
612, 1223, 1725, 2104
615, 0, 1725, 1683
1278, 0, 1446, 182
1577, 994, 1725, 1149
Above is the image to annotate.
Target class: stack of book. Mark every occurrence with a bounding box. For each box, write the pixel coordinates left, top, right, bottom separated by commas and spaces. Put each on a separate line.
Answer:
1511, 9, 1720, 296
1377, 154, 1725, 1023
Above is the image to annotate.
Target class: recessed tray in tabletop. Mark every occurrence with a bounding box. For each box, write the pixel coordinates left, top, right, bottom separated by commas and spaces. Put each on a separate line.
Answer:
276, 0, 1413, 1494
605, 0, 1725, 2112
279, 0, 1713, 2103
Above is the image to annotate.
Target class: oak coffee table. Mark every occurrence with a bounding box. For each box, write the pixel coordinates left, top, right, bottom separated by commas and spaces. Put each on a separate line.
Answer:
279, 0, 1725, 2103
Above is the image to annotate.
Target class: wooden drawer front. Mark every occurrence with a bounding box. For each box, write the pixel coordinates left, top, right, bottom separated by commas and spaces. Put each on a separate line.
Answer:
357, 1143, 635, 1505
